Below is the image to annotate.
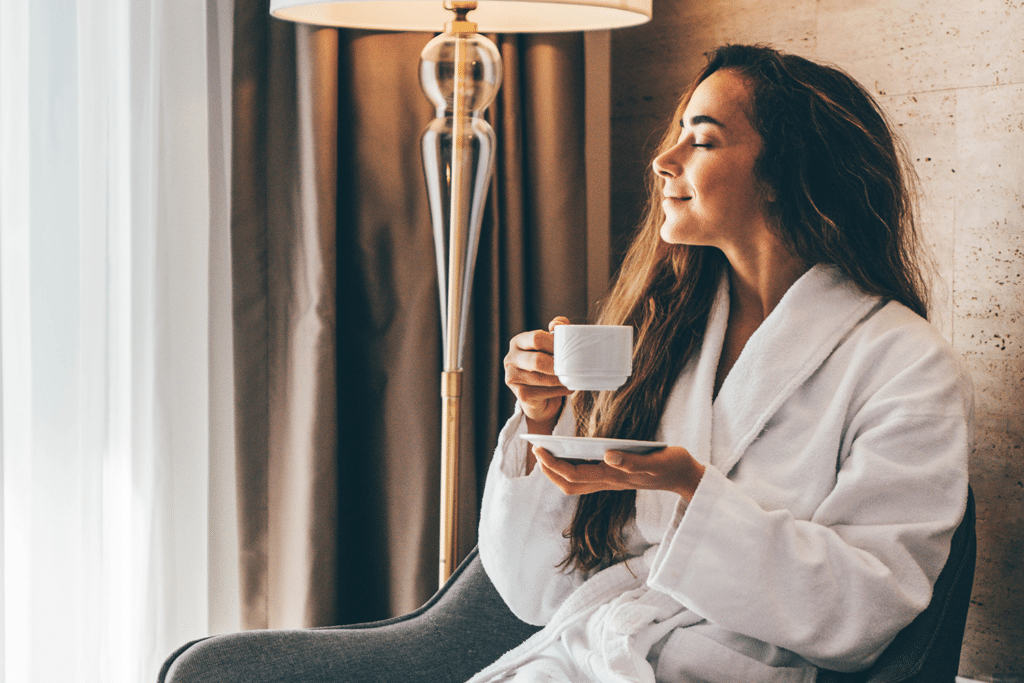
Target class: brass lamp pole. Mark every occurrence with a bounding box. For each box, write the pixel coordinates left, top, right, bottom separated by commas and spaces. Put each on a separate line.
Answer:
419, 1, 501, 585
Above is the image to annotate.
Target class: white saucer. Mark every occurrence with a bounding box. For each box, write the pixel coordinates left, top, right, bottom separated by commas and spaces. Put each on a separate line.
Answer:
520, 434, 667, 461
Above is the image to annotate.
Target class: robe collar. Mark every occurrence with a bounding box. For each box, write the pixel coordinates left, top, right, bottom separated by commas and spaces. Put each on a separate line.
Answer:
710, 264, 881, 475
654, 264, 881, 471
639, 265, 880, 538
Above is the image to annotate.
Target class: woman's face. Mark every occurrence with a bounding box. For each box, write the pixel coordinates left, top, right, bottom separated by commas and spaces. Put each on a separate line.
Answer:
653, 69, 772, 255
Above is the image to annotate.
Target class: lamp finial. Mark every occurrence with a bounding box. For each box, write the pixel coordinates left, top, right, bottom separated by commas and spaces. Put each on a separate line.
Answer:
444, 0, 478, 34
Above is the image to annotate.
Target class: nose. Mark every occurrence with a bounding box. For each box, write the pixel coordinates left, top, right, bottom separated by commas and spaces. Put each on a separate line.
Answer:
653, 141, 684, 179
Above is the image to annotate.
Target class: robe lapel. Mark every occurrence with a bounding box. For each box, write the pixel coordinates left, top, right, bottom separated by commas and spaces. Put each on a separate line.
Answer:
637, 277, 730, 537
710, 265, 881, 476
654, 273, 730, 465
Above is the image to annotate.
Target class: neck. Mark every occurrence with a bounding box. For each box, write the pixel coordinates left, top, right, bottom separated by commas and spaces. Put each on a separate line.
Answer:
723, 238, 809, 321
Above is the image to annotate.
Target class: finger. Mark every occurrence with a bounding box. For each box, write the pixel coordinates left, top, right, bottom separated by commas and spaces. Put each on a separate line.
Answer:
603, 449, 660, 475
534, 446, 589, 482
547, 316, 571, 333
533, 449, 576, 489
532, 445, 563, 471
510, 384, 572, 407
536, 458, 610, 496
511, 329, 555, 355
535, 447, 622, 486
510, 381, 571, 399
503, 356, 561, 382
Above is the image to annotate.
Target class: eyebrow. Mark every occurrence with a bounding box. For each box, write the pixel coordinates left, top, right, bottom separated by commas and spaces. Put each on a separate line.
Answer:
681, 114, 726, 129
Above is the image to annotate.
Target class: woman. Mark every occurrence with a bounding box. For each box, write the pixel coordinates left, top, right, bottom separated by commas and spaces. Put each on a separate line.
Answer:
472, 44, 972, 683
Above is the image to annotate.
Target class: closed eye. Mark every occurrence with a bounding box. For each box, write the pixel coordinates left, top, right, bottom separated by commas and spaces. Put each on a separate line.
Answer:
692, 143, 712, 148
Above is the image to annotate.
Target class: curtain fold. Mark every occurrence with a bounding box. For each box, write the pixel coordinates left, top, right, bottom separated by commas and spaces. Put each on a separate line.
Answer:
334, 30, 444, 622
231, 6, 592, 627
231, 1, 340, 630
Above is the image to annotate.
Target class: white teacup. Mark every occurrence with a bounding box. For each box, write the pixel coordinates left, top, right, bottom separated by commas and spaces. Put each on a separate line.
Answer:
553, 324, 633, 391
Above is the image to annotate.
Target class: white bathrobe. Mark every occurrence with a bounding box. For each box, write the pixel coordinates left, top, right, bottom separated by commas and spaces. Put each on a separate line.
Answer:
472, 265, 973, 683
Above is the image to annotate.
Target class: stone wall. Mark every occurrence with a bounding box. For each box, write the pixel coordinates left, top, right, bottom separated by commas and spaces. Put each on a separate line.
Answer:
610, 0, 1024, 677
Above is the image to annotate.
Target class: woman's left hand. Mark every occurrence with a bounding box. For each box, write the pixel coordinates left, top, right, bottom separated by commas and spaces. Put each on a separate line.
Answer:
533, 446, 706, 502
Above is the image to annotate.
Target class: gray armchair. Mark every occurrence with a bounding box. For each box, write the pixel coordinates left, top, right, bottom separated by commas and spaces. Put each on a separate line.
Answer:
160, 488, 975, 683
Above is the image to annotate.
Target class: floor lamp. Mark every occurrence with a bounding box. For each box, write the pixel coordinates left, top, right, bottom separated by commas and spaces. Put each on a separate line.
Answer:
269, 0, 651, 587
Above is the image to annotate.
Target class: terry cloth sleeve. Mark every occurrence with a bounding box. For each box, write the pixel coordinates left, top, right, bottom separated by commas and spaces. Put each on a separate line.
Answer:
645, 322, 973, 672
477, 402, 587, 626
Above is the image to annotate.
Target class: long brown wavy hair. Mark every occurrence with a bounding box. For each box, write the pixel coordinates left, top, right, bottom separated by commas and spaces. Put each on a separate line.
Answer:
561, 44, 930, 573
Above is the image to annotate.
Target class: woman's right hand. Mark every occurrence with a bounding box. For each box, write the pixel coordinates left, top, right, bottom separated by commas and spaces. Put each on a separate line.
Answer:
504, 316, 572, 434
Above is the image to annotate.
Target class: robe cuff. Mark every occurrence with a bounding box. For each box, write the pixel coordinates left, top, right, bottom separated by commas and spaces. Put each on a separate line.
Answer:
478, 402, 581, 623
482, 402, 578, 538
495, 400, 575, 479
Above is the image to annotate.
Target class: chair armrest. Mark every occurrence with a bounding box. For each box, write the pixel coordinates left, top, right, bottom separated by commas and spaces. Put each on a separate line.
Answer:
159, 548, 540, 683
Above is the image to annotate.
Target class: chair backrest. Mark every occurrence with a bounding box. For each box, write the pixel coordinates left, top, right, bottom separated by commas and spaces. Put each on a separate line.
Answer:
817, 486, 977, 683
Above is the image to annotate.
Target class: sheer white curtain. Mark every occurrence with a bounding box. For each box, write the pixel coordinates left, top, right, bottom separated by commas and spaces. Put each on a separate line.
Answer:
0, 0, 239, 681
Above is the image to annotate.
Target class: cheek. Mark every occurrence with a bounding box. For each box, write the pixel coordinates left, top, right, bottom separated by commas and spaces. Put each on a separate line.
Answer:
704, 162, 758, 205
688, 155, 728, 188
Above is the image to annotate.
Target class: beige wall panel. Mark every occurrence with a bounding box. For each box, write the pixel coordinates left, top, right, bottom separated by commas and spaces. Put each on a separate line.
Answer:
952, 83, 1024, 675
882, 91, 958, 337
952, 83, 1024, 360
615, 0, 817, 118
817, 0, 1024, 96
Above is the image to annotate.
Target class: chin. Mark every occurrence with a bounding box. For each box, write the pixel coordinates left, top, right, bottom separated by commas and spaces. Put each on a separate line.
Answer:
660, 222, 682, 244
660, 222, 701, 246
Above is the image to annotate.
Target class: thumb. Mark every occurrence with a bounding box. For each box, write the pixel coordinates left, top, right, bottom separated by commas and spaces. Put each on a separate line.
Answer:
548, 316, 571, 332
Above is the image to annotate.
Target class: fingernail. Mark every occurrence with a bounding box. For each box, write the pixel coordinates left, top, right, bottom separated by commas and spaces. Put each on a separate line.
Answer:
606, 452, 623, 465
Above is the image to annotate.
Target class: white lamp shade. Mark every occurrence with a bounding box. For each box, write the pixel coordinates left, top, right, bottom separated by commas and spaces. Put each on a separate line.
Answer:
269, 0, 652, 32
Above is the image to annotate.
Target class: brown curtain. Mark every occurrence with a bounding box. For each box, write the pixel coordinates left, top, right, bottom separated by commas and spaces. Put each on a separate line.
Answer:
231, 0, 591, 628
231, 3, 340, 629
